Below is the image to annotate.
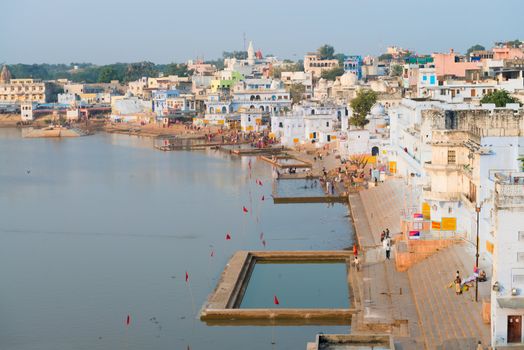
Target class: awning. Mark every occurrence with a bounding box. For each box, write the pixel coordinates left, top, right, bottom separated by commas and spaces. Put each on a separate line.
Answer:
497, 298, 524, 309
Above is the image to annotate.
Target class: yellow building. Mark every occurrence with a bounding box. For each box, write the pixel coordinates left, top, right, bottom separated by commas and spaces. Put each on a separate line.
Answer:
0, 65, 48, 103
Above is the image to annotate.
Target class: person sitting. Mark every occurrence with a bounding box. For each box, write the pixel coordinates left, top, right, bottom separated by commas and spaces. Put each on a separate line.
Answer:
478, 270, 487, 282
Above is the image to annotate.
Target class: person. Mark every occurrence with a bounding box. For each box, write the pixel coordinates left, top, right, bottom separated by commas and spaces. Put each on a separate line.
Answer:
455, 273, 462, 295
385, 228, 390, 238
353, 256, 360, 272
478, 270, 487, 282
380, 231, 386, 242
384, 237, 391, 260
476, 340, 483, 350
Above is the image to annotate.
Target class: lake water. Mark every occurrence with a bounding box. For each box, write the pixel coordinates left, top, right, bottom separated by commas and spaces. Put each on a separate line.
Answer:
274, 179, 325, 197
240, 263, 349, 309
0, 128, 353, 350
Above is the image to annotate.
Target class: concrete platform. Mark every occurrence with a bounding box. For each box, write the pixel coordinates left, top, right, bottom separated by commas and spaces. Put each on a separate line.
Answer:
200, 250, 357, 325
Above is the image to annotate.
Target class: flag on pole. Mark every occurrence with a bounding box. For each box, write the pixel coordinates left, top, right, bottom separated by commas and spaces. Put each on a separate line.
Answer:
243, 206, 248, 213
273, 295, 280, 305
185, 271, 189, 283
126, 314, 131, 326
261, 195, 265, 201
225, 233, 231, 240
210, 250, 214, 257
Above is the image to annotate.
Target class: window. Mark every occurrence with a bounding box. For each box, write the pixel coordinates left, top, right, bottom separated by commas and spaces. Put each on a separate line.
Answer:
447, 150, 456, 164
518, 231, 524, 241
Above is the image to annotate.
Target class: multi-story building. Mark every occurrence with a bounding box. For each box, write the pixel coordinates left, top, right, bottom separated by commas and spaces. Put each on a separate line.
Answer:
0, 65, 49, 103
280, 71, 313, 100
343, 56, 363, 80
304, 53, 339, 78
432, 49, 480, 79
490, 171, 524, 347
231, 79, 291, 114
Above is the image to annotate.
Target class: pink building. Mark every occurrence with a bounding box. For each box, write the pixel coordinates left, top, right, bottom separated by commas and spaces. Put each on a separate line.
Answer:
493, 46, 524, 60
432, 49, 479, 79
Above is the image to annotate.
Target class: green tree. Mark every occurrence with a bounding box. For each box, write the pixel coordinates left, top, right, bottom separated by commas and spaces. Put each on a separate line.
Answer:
334, 53, 347, 66
222, 51, 248, 60
320, 66, 344, 81
507, 39, 522, 48
480, 90, 521, 107
98, 66, 119, 83
390, 64, 403, 77
288, 83, 306, 104
349, 89, 378, 128
164, 63, 193, 77
466, 44, 486, 55
317, 44, 335, 60
378, 53, 393, 61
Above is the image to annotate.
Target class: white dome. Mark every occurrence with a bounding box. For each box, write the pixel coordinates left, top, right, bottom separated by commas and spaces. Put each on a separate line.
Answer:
370, 103, 385, 116
340, 72, 358, 87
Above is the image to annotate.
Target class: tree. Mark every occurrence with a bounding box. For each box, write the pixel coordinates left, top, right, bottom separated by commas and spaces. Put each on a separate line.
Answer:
98, 66, 119, 83
320, 66, 344, 81
390, 64, 403, 77
378, 53, 393, 61
164, 63, 193, 77
334, 53, 347, 66
317, 44, 335, 60
507, 39, 522, 48
222, 51, 248, 60
288, 83, 306, 104
466, 44, 486, 55
349, 89, 378, 128
480, 90, 521, 107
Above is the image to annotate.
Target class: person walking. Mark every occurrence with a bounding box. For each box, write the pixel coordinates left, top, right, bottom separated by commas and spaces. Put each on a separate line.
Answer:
384, 237, 391, 260
454, 272, 462, 295
385, 228, 390, 238
353, 256, 360, 272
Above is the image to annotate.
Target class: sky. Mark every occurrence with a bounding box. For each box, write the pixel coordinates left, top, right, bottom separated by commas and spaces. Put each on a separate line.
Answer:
1, 0, 523, 65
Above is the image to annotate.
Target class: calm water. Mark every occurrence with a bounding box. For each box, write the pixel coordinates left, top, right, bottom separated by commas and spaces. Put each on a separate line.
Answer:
275, 179, 324, 197
0, 128, 353, 350
240, 263, 349, 309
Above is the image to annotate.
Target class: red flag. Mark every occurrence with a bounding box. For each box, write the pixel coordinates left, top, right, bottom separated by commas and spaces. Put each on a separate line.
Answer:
258, 179, 263, 186
242, 206, 248, 213
261, 195, 265, 201
273, 295, 280, 305
126, 314, 131, 326
225, 233, 231, 240
185, 271, 189, 283
353, 244, 358, 256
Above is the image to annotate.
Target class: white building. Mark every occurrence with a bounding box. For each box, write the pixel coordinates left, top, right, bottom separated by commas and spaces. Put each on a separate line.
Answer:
271, 111, 338, 147
491, 172, 524, 347
240, 112, 266, 132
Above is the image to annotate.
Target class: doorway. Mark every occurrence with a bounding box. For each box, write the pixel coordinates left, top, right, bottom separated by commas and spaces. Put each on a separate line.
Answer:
508, 315, 522, 343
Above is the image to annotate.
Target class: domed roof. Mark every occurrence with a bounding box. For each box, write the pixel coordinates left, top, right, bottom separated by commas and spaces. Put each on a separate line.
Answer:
0, 65, 11, 83
370, 103, 385, 116
340, 72, 357, 87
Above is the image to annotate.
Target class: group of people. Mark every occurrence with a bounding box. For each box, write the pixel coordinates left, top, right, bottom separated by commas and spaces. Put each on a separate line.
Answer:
453, 268, 488, 295
381, 228, 392, 260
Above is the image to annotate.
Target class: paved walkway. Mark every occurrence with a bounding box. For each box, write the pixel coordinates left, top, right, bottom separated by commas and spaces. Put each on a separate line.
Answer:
351, 179, 491, 350
349, 180, 425, 350
407, 243, 490, 349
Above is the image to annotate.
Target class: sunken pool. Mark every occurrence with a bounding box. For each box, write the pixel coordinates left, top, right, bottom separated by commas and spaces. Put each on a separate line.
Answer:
240, 262, 350, 309
275, 179, 325, 198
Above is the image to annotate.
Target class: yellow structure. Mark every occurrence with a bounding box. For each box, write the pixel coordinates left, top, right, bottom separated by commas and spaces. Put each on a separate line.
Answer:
0, 66, 48, 103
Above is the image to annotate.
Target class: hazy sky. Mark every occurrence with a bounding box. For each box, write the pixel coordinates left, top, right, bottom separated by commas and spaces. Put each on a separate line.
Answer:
1, 0, 523, 64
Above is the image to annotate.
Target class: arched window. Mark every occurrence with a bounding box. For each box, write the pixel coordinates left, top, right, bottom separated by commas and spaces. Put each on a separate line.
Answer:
221, 106, 227, 113
210, 107, 215, 114
250, 95, 255, 101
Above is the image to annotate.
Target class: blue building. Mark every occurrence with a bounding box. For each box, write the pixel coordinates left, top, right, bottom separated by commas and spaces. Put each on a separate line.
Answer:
343, 56, 363, 80
152, 89, 179, 117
